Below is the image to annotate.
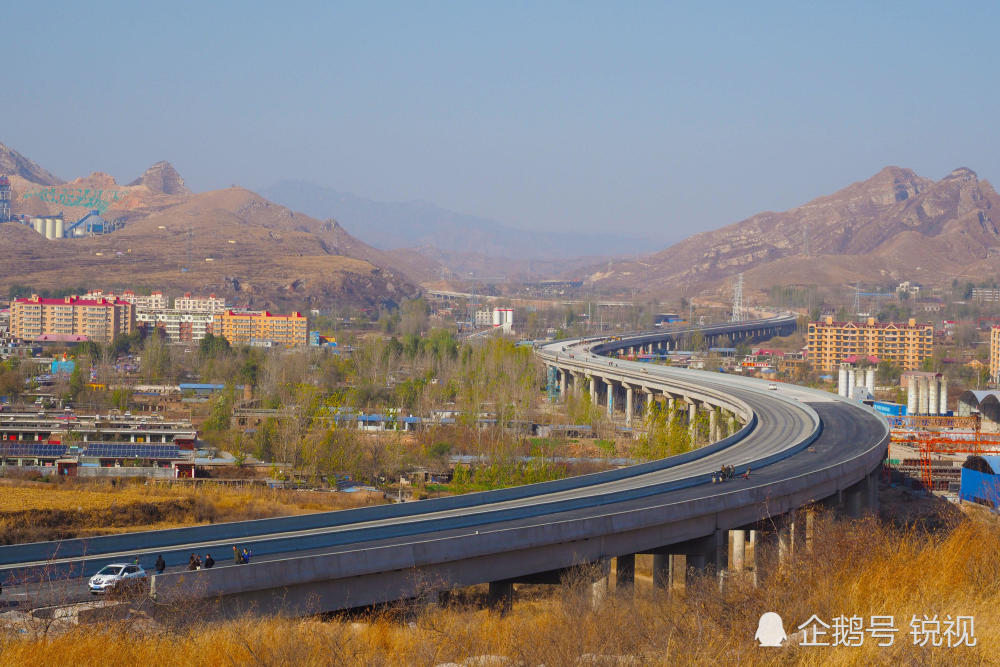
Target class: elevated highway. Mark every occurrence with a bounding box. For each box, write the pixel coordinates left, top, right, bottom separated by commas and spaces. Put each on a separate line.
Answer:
0, 316, 888, 615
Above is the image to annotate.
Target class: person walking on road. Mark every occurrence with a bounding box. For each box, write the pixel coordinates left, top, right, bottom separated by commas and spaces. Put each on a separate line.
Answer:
155, 555, 166, 574
204, 554, 215, 569
242, 547, 252, 564
233, 545, 242, 564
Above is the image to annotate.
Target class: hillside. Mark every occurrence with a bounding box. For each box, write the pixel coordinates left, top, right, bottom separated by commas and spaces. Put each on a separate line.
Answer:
587, 166, 1000, 298
0, 142, 420, 309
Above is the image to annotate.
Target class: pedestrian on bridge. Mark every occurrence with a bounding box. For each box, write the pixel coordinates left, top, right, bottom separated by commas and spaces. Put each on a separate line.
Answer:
233, 545, 242, 564
154, 555, 165, 574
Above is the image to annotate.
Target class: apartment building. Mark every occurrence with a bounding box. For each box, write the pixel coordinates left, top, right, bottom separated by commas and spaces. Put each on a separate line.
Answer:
216, 310, 307, 347
83, 289, 168, 311
806, 316, 933, 372
10, 295, 134, 342
174, 293, 227, 313
990, 326, 1000, 383
137, 310, 215, 343
973, 288, 1000, 304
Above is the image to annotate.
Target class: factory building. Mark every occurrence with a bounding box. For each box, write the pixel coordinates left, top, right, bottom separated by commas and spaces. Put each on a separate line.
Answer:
10, 295, 135, 343
807, 316, 933, 372
216, 310, 307, 347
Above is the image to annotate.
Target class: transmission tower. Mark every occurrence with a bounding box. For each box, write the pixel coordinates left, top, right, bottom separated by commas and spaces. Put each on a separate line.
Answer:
731, 273, 745, 322
852, 282, 861, 317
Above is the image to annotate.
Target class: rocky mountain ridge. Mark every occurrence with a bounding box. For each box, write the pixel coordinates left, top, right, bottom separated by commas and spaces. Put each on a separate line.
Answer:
587, 166, 1000, 297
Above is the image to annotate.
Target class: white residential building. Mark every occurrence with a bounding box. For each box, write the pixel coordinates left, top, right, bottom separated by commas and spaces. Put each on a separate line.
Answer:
174, 292, 227, 313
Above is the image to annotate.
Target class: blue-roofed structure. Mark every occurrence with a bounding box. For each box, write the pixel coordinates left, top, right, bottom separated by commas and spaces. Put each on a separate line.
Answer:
960, 456, 1000, 510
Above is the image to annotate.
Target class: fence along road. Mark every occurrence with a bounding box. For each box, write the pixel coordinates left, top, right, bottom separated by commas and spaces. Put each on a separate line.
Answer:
0, 317, 888, 614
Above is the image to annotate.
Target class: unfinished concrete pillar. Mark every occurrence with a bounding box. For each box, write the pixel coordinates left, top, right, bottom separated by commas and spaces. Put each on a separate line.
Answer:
559, 370, 567, 400
588, 375, 596, 404
709, 409, 718, 441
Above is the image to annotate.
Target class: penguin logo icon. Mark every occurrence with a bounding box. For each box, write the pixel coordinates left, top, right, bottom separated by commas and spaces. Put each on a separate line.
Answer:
754, 612, 788, 647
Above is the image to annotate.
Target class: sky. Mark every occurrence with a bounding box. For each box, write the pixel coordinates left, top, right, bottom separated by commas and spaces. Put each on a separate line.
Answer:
5, 1, 1000, 246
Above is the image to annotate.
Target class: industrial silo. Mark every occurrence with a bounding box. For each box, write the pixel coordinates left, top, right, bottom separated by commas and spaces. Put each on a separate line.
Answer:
54, 218, 64, 239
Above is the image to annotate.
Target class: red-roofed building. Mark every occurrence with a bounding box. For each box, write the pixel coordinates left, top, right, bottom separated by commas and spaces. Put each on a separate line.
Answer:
216, 310, 307, 347
10, 295, 134, 343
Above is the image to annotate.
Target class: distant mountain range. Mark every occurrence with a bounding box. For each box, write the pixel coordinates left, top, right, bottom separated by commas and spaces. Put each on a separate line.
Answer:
585, 165, 1000, 300
259, 180, 652, 260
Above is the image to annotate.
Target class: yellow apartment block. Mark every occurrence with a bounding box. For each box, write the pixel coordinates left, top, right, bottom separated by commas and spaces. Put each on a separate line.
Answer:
990, 326, 1000, 382
217, 310, 308, 347
807, 316, 933, 372
10, 295, 134, 343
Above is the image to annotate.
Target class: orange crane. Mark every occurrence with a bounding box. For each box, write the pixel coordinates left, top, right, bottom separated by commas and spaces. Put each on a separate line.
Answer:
890, 429, 1000, 490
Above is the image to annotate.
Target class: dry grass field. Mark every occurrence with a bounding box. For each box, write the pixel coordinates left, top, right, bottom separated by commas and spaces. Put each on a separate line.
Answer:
0, 478, 385, 544
1, 504, 996, 665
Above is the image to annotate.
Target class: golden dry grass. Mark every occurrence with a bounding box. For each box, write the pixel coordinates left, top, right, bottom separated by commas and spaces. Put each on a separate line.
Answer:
0, 478, 384, 544
1, 508, 998, 665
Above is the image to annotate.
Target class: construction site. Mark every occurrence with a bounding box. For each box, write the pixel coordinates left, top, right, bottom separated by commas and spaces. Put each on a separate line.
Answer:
883, 375, 1000, 506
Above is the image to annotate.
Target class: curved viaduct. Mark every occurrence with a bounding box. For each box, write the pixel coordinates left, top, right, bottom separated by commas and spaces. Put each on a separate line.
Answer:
0, 316, 888, 615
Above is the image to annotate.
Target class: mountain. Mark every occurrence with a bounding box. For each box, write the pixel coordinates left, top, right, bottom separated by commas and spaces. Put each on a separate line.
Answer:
585, 166, 1000, 298
0, 142, 63, 186
260, 180, 652, 260
128, 161, 191, 195
0, 145, 420, 309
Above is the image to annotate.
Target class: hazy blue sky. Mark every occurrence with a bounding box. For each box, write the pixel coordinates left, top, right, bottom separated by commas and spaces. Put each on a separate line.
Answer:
5, 1, 999, 244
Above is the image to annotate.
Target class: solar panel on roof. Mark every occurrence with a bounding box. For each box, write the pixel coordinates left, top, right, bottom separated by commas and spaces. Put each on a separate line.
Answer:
82, 443, 181, 459
0, 443, 67, 457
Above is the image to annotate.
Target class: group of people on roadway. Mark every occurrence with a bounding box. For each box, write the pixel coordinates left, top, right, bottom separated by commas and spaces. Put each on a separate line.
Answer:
711, 465, 750, 483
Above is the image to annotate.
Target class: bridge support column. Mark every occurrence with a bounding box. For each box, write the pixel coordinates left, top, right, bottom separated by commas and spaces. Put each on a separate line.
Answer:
777, 522, 791, 567
487, 581, 514, 615
651, 554, 672, 591
606, 379, 615, 417
709, 409, 718, 441
729, 529, 745, 573
643, 388, 656, 423
615, 554, 635, 592
867, 468, 881, 513
625, 385, 634, 427
559, 370, 567, 401
844, 479, 867, 518
588, 375, 596, 404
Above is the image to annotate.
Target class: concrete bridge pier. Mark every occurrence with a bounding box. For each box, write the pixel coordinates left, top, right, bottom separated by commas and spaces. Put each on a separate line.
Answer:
487, 580, 514, 614
709, 409, 719, 441
605, 378, 616, 417
643, 388, 657, 423
625, 384, 635, 427
588, 374, 596, 404
615, 554, 635, 592
559, 370, 567, 400
729, 529, 746, 574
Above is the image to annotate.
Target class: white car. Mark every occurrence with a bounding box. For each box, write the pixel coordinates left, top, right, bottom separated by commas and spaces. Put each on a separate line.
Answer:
767, 383, 778, 390
89, 563, 147, 594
